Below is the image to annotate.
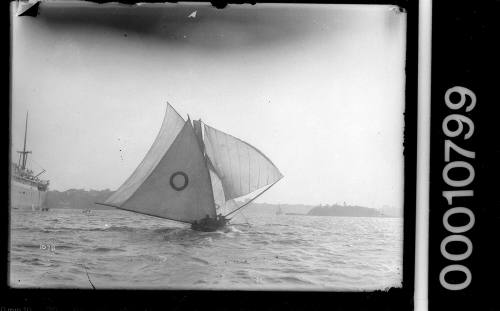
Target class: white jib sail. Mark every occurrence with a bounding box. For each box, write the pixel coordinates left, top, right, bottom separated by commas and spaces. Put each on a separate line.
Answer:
203, 124, 283, 201
105, 103, 185, 206
209, 168, 239, 216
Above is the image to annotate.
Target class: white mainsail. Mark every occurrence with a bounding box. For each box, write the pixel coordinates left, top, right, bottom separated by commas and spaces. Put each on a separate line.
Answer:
104, 105, 216, 223
203, 124, 283, 202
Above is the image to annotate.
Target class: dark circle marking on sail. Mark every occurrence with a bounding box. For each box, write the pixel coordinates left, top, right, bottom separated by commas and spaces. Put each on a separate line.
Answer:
170, 171, 189, 191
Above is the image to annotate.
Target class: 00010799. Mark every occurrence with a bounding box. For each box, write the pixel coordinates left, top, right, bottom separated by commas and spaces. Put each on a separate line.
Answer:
439, 86, 477, 291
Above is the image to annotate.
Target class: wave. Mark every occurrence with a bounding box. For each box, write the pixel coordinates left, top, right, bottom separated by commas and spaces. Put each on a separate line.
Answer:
88, 225, 141, 232
264, 223, 290, 228
12, 225, 163, 234
14, 243, 41, 249
226, 226, 243, 233
86, 246, 126, 253
190, 257, 210, 265
52, 245, 76, 251
151, 227, 187, 235
262, 275, 315, 285
19, 257, 44, 266
10, 212, 402, 290
278, 276, 315, 285
273, 238, 311, 246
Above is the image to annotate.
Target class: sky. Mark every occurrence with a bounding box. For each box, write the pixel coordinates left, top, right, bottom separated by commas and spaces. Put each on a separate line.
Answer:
11, 2, 407, 209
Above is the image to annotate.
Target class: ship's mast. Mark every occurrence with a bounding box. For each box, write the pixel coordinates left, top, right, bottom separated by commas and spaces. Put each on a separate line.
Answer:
17, 112, 31, 170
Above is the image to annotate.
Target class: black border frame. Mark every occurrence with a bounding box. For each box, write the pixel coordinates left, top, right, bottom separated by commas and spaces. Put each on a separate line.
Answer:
4, 1, 418, 310
428, 1, 500, 310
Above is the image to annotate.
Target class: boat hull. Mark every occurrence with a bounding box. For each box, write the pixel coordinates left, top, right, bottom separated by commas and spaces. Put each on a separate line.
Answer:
10, 180, 48, 211
191, 218, 229, 232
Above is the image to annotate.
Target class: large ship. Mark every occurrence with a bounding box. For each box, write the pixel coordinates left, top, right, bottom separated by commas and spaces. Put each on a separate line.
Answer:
10, 112, 50, 211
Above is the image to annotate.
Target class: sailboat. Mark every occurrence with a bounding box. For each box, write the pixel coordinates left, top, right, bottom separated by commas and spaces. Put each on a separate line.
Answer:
276, 205, 283, 215
96, 103, 283, 232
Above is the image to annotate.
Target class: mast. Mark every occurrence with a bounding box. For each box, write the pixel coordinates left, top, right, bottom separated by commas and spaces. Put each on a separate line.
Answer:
17, 111, 32, 170
193, 118, 219, 216
192, 118, 205, 153
22, 111, 28, 169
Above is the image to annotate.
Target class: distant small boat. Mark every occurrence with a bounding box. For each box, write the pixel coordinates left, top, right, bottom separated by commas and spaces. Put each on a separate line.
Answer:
82, 209, 92, 215
97, 103, 283, 232
276, 205, 283, 215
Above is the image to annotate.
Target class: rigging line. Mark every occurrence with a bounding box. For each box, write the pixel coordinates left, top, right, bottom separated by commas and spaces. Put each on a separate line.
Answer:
247, 145, 251, 194
224, 179, 281, 218
236, 137, 242, 195
94, 202, 193, 224
22, 111, 28, 169
28, 157, 45, 170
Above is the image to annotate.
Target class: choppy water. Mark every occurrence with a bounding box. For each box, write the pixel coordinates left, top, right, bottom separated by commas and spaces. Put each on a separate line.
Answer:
10, 209, 402, 290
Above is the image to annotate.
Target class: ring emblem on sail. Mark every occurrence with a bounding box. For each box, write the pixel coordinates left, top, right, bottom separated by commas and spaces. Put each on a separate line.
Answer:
170, 171, 188, 191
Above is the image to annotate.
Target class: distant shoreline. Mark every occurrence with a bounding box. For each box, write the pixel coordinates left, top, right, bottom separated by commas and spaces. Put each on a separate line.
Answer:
284, 213, 399, 218
46, 189, 401, 217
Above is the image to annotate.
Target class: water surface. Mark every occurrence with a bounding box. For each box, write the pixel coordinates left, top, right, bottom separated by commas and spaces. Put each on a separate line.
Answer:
10, 209, 402, 290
